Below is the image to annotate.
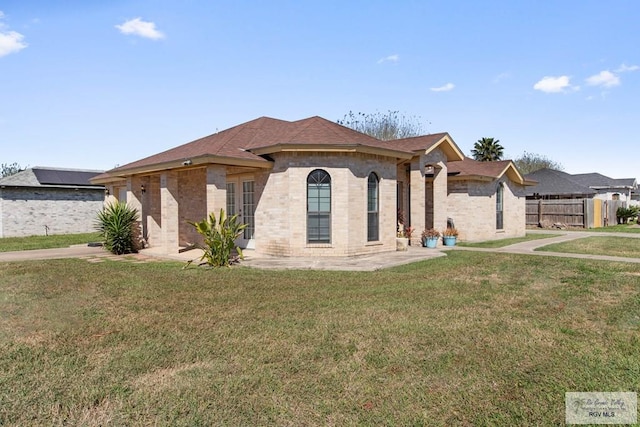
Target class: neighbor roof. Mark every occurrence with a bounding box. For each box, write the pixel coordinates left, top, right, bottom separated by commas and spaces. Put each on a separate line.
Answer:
570, 173, 637, 189
523, 168, 596, 197
0, 167, 104, 189
95, 116, 466, 180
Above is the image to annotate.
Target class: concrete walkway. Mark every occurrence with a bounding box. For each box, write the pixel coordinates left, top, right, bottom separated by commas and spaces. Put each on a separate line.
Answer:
140, 245, 448, 271
1, 230, 639, 269
0, 244, 106, 262
446, 230, 640, 264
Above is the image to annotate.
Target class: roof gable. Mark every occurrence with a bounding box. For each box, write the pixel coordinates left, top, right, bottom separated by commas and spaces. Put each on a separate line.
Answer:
447, 157, 529, 185
392, 133, 465, 161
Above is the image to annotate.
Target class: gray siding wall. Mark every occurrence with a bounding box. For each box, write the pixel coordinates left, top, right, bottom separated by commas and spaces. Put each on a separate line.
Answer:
0, 187, 104, 238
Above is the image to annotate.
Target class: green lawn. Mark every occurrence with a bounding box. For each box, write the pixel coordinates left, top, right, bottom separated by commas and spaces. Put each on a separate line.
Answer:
588, 224, 640, 233
458, 232, 561, 248
1, 252, 639, 425
536, 236, 640, 258
0, 233, 101, 252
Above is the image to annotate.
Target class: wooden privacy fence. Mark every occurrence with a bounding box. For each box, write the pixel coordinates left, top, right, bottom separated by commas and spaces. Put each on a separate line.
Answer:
526, 199, 625, 228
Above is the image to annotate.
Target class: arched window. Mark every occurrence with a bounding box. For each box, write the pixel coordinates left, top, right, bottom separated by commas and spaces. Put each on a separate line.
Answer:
307, 170, 331, 243
367, 172, 379, 241
496, 183, 504, 230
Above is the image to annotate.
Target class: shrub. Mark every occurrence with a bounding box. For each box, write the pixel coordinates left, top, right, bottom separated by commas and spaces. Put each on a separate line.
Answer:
617, 206, 640, 223
95, 202, 140, 255
190, 209, 247, 267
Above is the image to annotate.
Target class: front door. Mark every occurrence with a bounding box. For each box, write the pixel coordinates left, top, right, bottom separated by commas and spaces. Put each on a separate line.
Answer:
226, 176, 255, 249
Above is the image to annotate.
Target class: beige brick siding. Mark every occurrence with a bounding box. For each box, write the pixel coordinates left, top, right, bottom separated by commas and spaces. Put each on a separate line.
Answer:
145, 175, 162, 247
177, 168, 207, 247
160, 172, 180, 251
447, 178, 526, 242
256, 152, 397, 256
106, 150, 527, 255
0, 187, 104, 238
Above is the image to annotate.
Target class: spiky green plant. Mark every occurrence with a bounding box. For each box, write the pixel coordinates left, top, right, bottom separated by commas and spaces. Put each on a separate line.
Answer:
190, 209, 247, 267
95, 202, 140, 255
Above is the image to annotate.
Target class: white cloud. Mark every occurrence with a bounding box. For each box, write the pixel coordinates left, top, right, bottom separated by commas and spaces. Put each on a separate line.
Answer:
0, 12, 27, 57
377, 54, 399, 64
585, 70, 620, 88
533, 75, 575, 93
0, 31, 27, 56
492, 72, 510, 84
616, 63, 639, 73
116, 18, 164, 40
430, 83, 455, 92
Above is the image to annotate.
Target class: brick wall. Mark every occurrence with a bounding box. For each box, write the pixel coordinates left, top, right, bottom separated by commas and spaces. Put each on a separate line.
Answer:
447, 178, 526, 242
0, 187, 105, 238
178, 168, 207, 247
256, 151, 398, 256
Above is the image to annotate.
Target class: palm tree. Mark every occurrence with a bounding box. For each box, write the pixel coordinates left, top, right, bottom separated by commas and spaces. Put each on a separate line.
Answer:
471, 137, 504, 161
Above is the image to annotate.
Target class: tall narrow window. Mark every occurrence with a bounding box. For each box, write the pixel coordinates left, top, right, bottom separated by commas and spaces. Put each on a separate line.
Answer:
368, 172, 379, 241
496, 183, 504, 230
242, 181, 255, 240
226, 182, 236, 216
307, 170, 331, 243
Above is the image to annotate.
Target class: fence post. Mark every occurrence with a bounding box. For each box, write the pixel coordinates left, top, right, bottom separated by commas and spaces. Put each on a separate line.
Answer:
538, 199, 542, 225
583, 199, 589, 228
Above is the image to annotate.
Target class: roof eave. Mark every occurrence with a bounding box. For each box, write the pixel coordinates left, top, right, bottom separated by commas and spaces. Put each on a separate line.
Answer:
0, 184, 104, 190
93, 155, 273, 183
448, 174, 496, 182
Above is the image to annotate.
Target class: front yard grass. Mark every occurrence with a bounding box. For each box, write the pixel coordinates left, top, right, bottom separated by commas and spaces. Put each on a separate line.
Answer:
1, 252, 639, 426
458, 232, 561, 248
536, 236, 640, 258
0, 232, 101, 252
587, 224, 640, 233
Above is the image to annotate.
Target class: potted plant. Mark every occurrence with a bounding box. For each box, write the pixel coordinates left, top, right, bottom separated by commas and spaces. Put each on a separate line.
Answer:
404, 226, 415, 246
396, 228, 409, 251
421, 228, 440, 248
442, 227, 459, 246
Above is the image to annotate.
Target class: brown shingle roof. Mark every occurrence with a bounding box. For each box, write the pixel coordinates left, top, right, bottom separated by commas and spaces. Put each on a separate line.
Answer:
108, 116, 408, 175
101, 116, 465, 178
447, 157, 529, 185
448, 157, 511, 177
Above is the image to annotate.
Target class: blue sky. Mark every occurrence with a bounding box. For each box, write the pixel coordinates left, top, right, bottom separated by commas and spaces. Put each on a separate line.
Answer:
1, 1, 638, 179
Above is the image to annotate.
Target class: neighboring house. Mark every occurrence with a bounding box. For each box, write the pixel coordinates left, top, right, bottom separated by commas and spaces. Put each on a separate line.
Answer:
92, 116, 532, 256
571, 173, 637, 203
524, 168, 638, 202
0, 167, 105, 238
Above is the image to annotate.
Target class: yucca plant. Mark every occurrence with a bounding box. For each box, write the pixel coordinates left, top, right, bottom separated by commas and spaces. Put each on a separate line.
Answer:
95, 201, 140, 255
189, 209, 247, 267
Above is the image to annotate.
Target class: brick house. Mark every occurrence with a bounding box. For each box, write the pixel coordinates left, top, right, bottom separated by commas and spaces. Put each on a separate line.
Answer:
0, 167, 105, 238
92, 116, 531, 256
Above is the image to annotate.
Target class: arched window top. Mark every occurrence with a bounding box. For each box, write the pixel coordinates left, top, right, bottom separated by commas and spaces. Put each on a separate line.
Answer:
307, 169, 331, 243
308, 169, 331, 185
368, 171, 379, 182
